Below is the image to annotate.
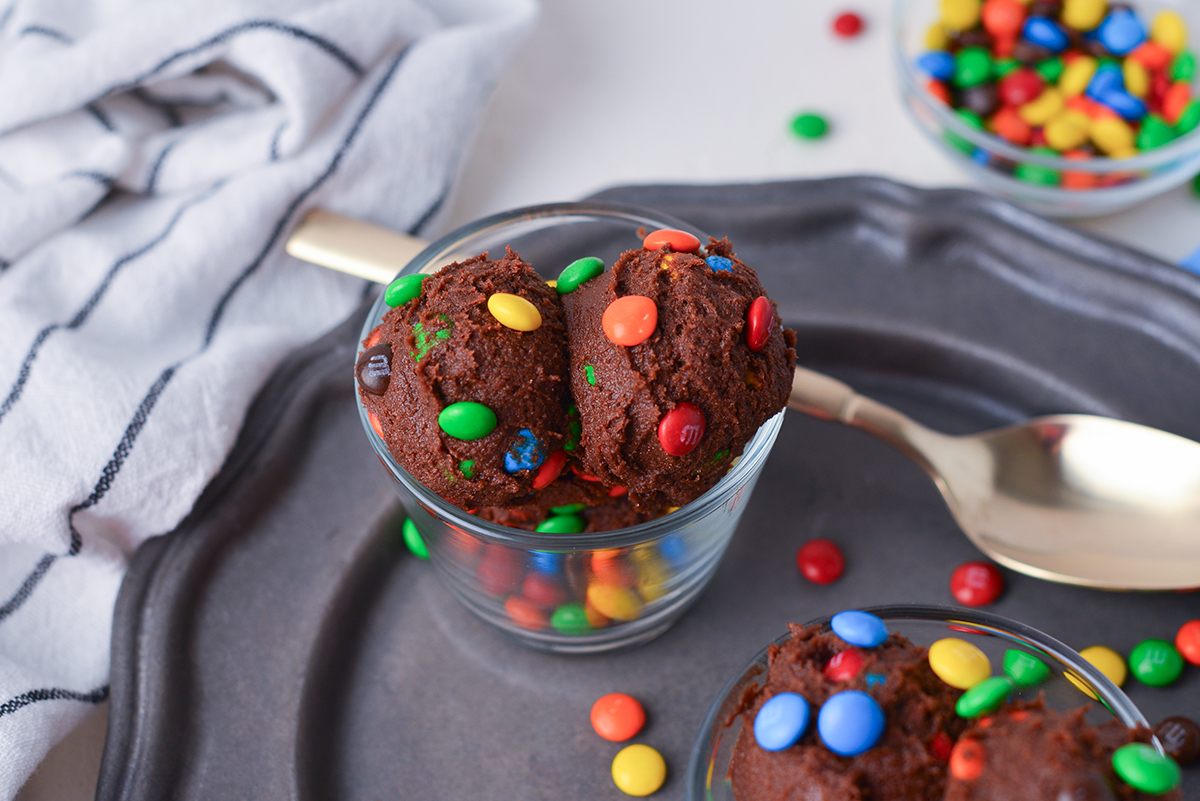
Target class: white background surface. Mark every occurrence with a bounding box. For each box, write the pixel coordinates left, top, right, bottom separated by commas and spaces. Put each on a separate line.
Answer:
16, 0, 1200, 797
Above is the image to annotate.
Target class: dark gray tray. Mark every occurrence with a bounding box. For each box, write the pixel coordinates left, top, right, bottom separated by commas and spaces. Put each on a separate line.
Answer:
97, 177, 1200, 801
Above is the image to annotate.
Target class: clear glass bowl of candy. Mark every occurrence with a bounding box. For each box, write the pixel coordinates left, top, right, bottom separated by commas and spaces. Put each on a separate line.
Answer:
355, 202, 788, 653
688, 605, 1182, 800
894, 0, 1200, 216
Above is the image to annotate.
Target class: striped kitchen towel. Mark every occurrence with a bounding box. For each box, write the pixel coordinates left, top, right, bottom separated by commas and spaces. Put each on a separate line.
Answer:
0, 0, 535, 795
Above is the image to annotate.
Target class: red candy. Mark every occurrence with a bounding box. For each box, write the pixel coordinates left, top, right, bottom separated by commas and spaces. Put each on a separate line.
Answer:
1131, 41, 1174, 71
572, 465, 603, 482
998, 68, 1044, 107
746, 296, 773, 353
797, 538, 846, 585
926, 78, 952, 105
832, 11, 864, 37
477, 544, 524, 596
504, 595, 548, 630
949, 739, 985, 781
1177, 619, 1200, 666
602, 295, 658, 347
950, 561, 1004, 607
522, 572, 566, 608
643, 228, 700, 253
608, 485, 628, 497
981, 0, 1025, 38
532, 449, 567, 489
657, 402, 705, 456
824, 648, 864, 682
1163, 82, 1192, 125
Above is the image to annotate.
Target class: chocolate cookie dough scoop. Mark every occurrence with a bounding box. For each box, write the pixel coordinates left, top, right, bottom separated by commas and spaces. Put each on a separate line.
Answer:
357, 248, 570, 509
561, 230, 796, 511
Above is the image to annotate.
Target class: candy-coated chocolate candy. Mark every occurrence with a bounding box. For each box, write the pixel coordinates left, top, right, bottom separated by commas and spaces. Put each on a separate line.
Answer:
1086, 63, 1124, 100
1062, 0, 1107, 32
993, 56, 1020, 77
1123, 56, 1150, 97
817, 690, 885, 757
1097, 9, 1146, 55
956, 676, 1014, 718
1003, 649, 1050, 686
1080, 645, 1128, 686
1035, 55, 1065, 83
588, 583, 642, 621
1059, 55, 1098, 96
746, 296, 773, 352
1024, 16, 1069, 52
356, 343, 392, 396
486, 292, 541, 332
990, 105, 1033, 144
504, 429, 546, 473
960, 82, 1000, 117
1177, 619, 1200, 665
833, 11, 864, 37
367, 409, 383, 438
755, 692, 811, 751
706, 255, 733, 272
1000, 68, 1044, 105
1129, 638, 1184, 686
611, 744, 666, 797
602, 295, 658, 346
792, 112, 830, 139
401, 518, 429, 559
929, 638, 991, 689
476, 545, 524, 596
1019, 87, 1065, 125
1172, 51, 1197, 82
532, 449, 567, 489
1150, 10, 1187, 55
831, 610, 888, 648
383, 273, 426, 307
657, 402, 705, 456
929, 731, 954, 761
549, 503, 587, 515
522, 572, 565, 607
824, 649, 864, 682
438, 401, 497, 440
1154, 716, 1200, 765
797, 538, 846, 585
591, 692, 646, 742
530, 550, 563, 574
949, 561, 1004, 606
982, 0, 1025, 38
1013, 38, 1054, 65
504, 595, 548, 630
1131, 40, 1174, 71
643, 228, 700, 253
1097, 88, 1146, 120
1162, 81, 1192, 124
608, 485, 627, 497
949, 739, 985, 781
536, 514, 585, 534
941, 0, 982, 31
1089, 116, 1135, 153
1045, 111, 1090, 150
927, 21, 951, 50
551, 602, 591, 635
585, 601, 610, 629
919, 50, 957, 81
955, 46, 993, 87
1112, 743, 1181, 795
557, 256, 604, 294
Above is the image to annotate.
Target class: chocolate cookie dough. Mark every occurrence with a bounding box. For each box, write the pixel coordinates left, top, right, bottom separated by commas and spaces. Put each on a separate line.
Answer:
358, 248, 570, 509
561, 238, 796, 511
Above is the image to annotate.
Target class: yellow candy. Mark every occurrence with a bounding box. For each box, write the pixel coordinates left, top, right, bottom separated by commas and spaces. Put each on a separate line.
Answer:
587, 583, 643, 621
1123, 57, 1149, 98
486, 292, 541, 332
1065, 670, 1099, 700
1090, 116, 1135, 154
926, 21, 950, 50
1080, 645, 1128, 687
1044, 112, 1089, 151
1061, 0, 1108, 32
1151, 9, 1187, 55
612, 744, 666, 797
940, 0, 981, 31
1018, 87, 1065, 126
545, 278, 557, 288
929, 637, 991, 689
1110, 146, 1139, 159
1059, 56, 1097, 97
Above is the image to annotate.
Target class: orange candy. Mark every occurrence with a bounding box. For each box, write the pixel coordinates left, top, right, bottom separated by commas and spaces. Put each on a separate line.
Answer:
1177, 619, 1200, 666
1162, 82, 1192, 125
1130, 40, 1174, 71
989, 105, 1032, 145
927, 78, 952, 105
643, 228, 700, 253
1060, 150, 1100, 191
981, 0, 1025, 38
591, 693, 646, 742
368, 409, 384, 438
949, 739, 986, 781
504, 595, 548, 630
602, 295, 658, 347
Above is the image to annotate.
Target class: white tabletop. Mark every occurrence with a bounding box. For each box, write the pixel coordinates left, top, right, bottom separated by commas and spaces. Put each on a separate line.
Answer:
16, 1, 1200, 798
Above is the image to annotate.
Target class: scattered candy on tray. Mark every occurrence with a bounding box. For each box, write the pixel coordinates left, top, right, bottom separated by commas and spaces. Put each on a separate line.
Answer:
611, 744, 666, 797
1155, 716, 1200, 765
949, 560, 1004, 606
1080, 644, 1128, 686
401, 518, 429, 559
791, 111, 830, 139
833, 11, 865, 38
1128, 637, 1185, 686
591, 693, 647, 742
796, 538, 846, 585
1176, 618, 1200, 664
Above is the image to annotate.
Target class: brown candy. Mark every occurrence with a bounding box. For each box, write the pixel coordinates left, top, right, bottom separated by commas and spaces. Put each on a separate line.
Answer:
959, 82, 1000, 117
1028, 0, 1062, 18
355, 343, 392, 395
1012, 39, 1054, 64
1154, 716, 1200, 765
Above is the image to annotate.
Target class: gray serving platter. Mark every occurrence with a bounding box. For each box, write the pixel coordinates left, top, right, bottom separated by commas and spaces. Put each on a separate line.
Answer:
97, 177, 1200, 800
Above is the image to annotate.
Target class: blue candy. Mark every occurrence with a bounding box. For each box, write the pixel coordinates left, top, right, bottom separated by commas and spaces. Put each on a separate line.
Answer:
865, 673, 886, 686
1096, 10, 1145, 55
504, 429, 546, 473
1086, 65, 1124, 101
971, 148, 991, 166
1022, 17, 1069, 53
530, 551, 562, 574
706, 255, 733, 272
754, 692, 811, 751
831, 610, 888, 648
916, 51, 955, 82
1097, 89, 1147, 120
817, 691, 885, 757
658, 536, 688, 566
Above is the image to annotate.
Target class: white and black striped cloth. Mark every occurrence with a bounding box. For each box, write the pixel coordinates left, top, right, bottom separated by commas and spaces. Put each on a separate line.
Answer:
0, 0, 535, 794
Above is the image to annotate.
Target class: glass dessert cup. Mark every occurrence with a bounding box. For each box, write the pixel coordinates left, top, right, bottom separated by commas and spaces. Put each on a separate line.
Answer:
355, 202, 786, 653
687, 605, 1162, 800
893, 0, 1200, 217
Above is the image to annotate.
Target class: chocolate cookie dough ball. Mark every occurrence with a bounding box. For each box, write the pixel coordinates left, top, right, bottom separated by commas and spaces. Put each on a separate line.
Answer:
358, 248, 569, 509
561, 236, 795, 511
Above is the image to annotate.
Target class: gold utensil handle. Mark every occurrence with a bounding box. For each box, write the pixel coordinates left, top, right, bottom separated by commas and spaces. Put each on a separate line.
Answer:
285, 208, 427, 284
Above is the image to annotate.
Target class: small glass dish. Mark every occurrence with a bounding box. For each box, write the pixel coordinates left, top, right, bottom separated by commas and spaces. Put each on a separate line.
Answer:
688, 605, 1161, 800
893, 0, 1200, 217
355, 202, 786, 653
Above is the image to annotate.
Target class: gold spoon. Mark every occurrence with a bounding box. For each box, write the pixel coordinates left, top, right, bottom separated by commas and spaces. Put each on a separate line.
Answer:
288, 209, 1200, 591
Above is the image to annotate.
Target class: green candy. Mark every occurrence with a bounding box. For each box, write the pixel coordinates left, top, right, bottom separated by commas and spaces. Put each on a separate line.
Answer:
791, 112, 829, 139
584, 364, 597, 386
1004, 650, 1051, 687
1175, 100, 1200, 136
955, 676, 1014, 718
551, 602, 592, 635
402, 518, 429, 560
1015, 148, 1060, 187
1137, 114, 1176, 151
437, 402, 497, 440
549, 503, 587, 515
458, 459, 476, 478
945, 109, 984, 155
535, 514, 585, 534
1128, 639, 1184, 687
1112, 743, 1181, 795
1193, 171, 1200, 198
1034, 56, 1064, 83
993, 57, 1020, 78
384, 274, 427, 308
954, 47, 992, 89
557, 257, 605, 294
1171, 50, 1196, 83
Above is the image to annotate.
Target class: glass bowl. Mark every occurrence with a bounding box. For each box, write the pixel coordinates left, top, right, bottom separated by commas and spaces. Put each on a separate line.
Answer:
894, 0, 1200, 217
355, 202, 786, 653
688, 605, 1162, 800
